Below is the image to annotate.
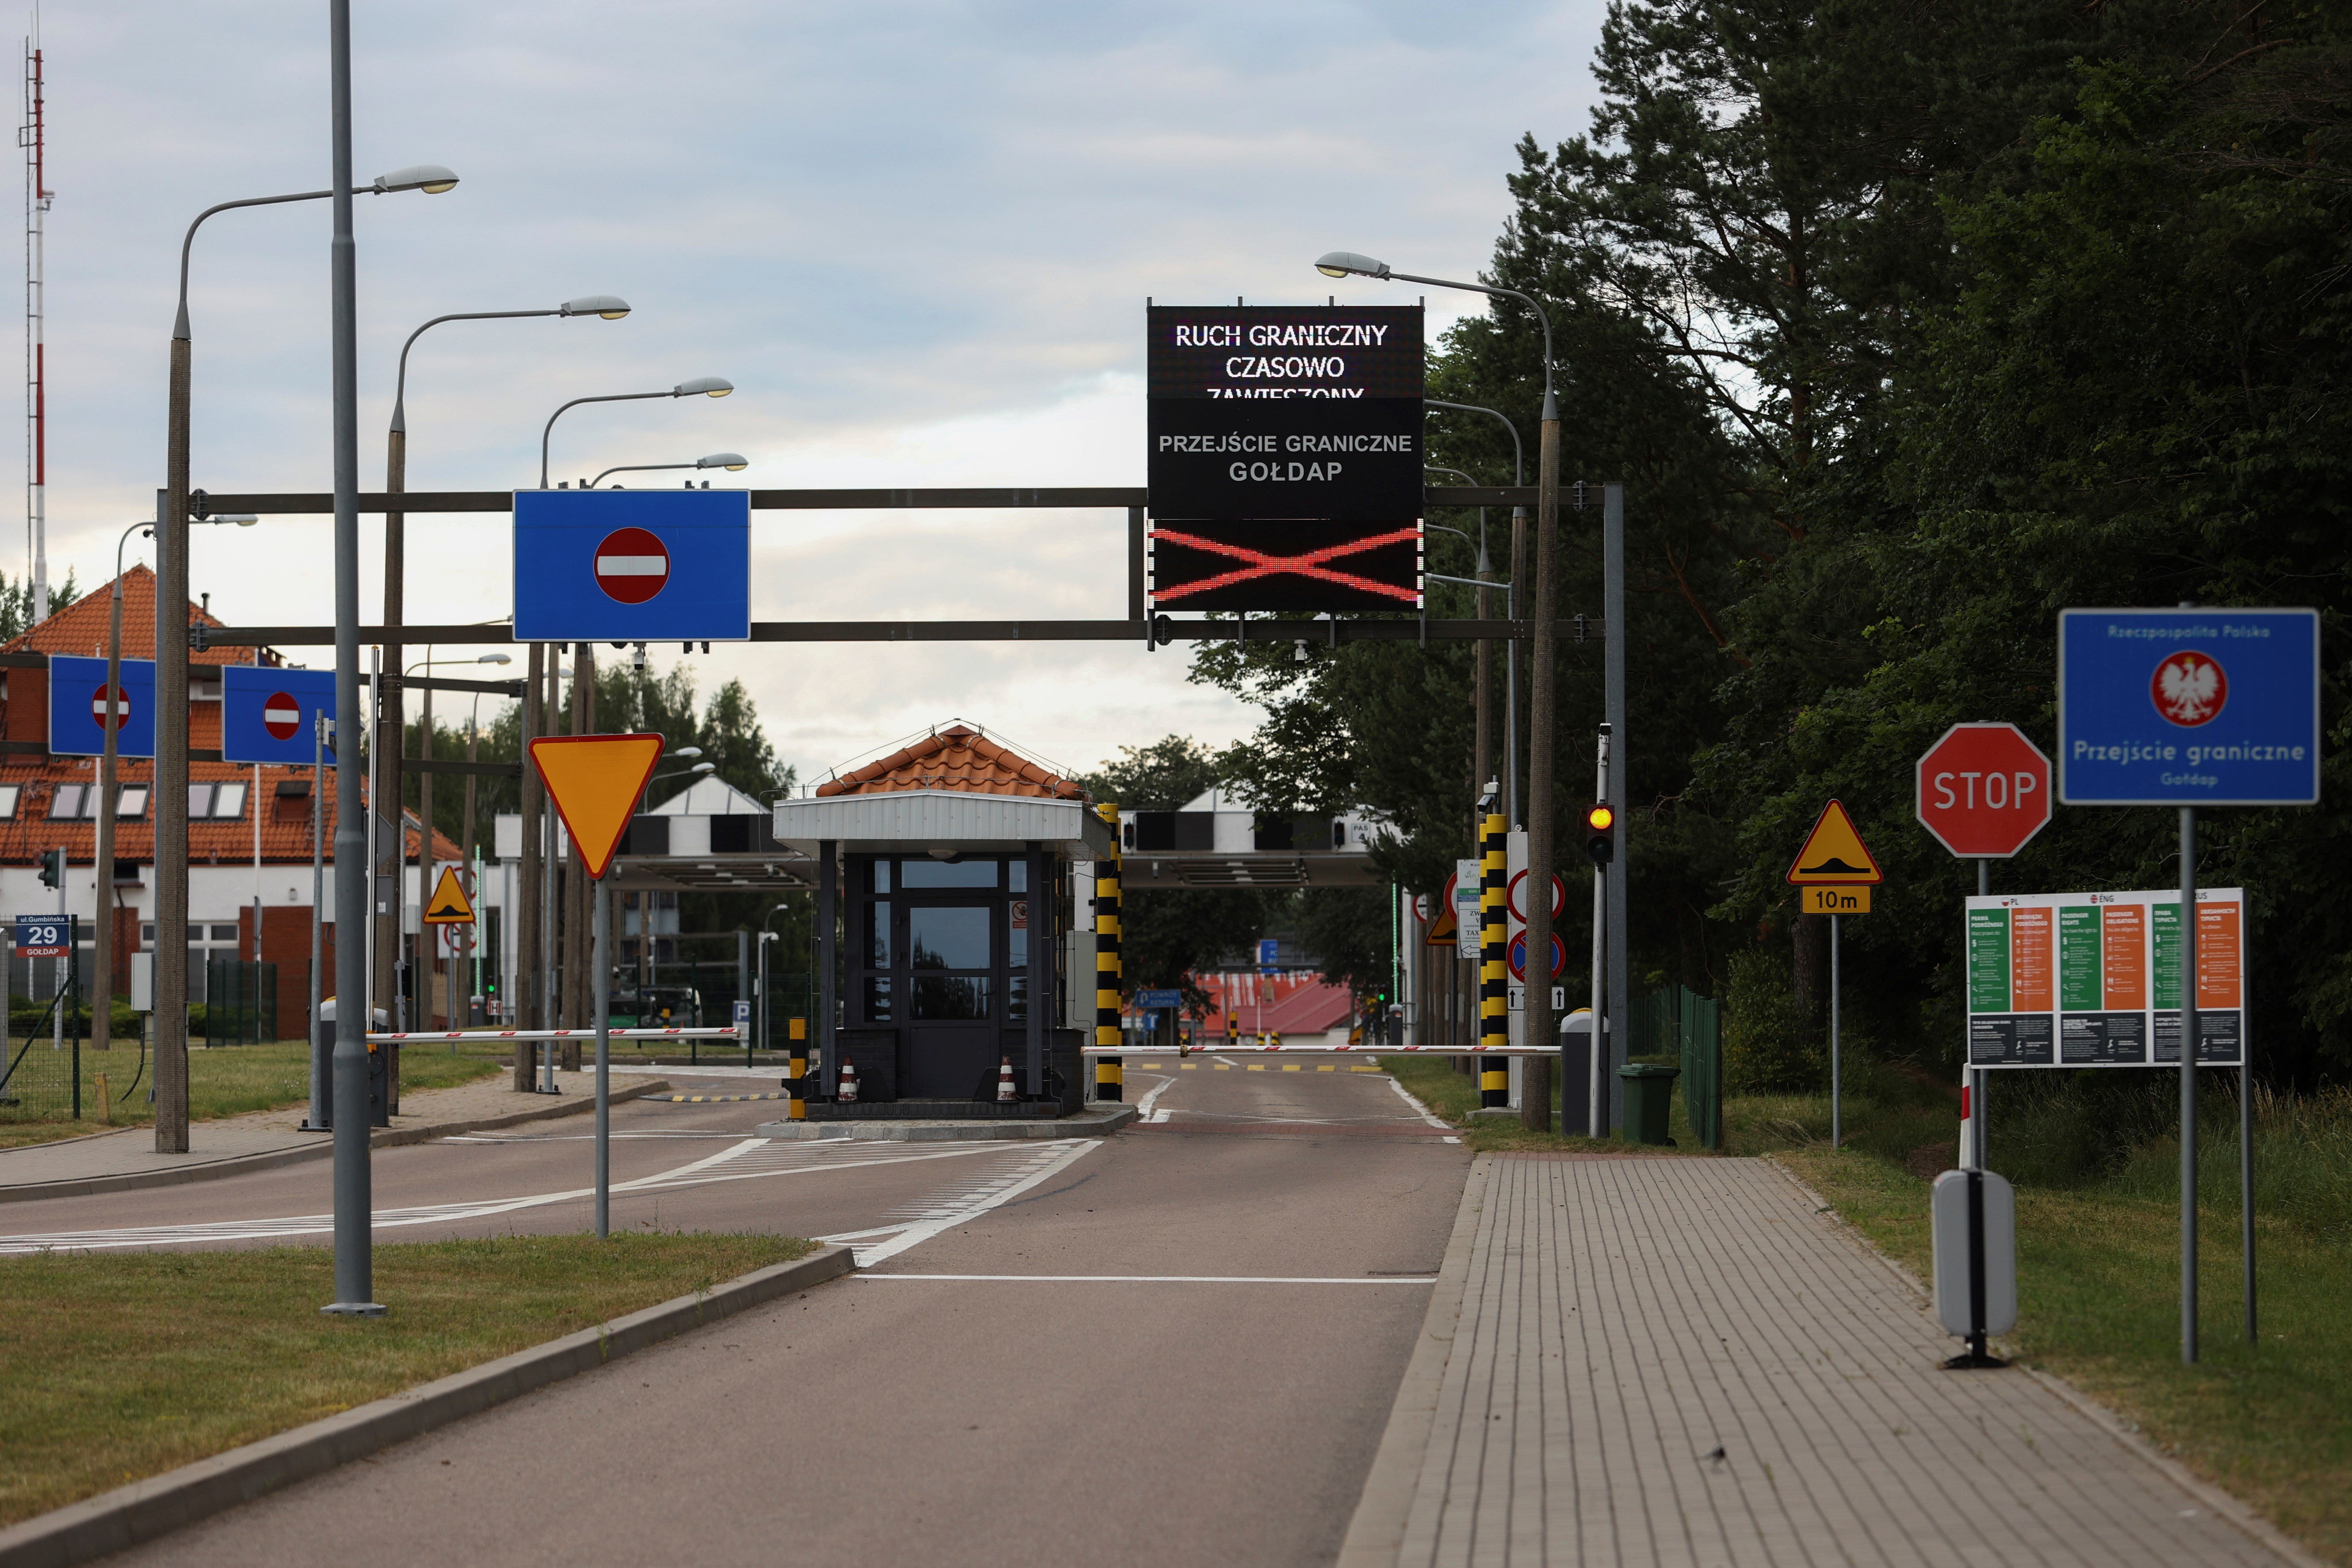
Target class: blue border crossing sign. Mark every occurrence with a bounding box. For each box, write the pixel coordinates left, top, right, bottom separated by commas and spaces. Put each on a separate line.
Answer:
2058, 608, 2319, 806
512, 489, 751, 644
222, 666, 336, 766
48, 655, 155, 759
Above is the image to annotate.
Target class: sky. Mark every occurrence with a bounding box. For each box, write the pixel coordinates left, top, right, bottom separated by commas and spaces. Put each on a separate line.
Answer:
16, 0, 1605, 788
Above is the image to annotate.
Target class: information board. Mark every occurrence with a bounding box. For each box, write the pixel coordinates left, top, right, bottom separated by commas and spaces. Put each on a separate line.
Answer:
1963, 888, 2243, 1067
1146, 303, 1423, 612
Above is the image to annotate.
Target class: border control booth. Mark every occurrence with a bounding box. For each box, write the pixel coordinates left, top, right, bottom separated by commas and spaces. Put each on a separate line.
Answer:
775, 726, 1112, 1119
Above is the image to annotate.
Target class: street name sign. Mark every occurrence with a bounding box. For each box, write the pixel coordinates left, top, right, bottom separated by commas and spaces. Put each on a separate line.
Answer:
1963, 888, 2244, 1067
222, 666, 335, 766
2058, 608, 2318, 805
513, 489, 751, 644
14, 914, 67, 957
48, 655, 154, 759
527, 734, 667, 881
1785, 799, 1882, 886
1146, 303, 1423, 612
1916, 723, 2051, 858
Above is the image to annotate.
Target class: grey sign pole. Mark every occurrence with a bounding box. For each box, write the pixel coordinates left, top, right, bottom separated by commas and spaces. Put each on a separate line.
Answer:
1602, 482, 1628, 1134
2180, 805, 2198, 1365
308, 711, 327, 1128
594, 875, 611, 1239
323, 0, 380, 1317
1830, 913, 1842, 1148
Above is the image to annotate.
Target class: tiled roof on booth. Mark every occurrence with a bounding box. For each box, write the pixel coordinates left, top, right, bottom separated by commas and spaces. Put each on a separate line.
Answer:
815, 723, 1086, 800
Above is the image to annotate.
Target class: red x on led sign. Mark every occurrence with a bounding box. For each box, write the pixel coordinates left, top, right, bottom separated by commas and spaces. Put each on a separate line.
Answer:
1149, 522, 1422, 612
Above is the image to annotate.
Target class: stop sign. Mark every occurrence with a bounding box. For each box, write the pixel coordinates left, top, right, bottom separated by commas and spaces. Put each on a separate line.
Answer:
1916, 723, 2052, 858
593, 527, 670, 604
262, 692, 302, 741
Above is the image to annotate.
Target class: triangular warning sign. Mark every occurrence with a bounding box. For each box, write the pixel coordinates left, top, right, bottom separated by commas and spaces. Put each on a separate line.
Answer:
1787, 798, 1883, 885
1425, 904, 1458, 946
528, 733, 666, 881
421, 865, 476, 924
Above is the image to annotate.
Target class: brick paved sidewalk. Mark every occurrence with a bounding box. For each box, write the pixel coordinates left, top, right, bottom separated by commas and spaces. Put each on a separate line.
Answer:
0, 1069, 663, 1196
1344, 1153, 2314, 1568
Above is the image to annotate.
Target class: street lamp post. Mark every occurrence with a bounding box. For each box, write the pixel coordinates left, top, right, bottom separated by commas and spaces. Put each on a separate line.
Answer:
1430, 401, 1526, 828
157, 161, 453, 1164
376, 298, 628, 1033
539, 379, 734, 489
1427, 468, 1496, 825
586, 452, 749, 489
1319, 251, 1562, 1116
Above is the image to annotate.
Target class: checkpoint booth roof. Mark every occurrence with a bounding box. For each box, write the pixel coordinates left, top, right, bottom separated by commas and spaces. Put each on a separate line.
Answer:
774, 723, 1115, 1119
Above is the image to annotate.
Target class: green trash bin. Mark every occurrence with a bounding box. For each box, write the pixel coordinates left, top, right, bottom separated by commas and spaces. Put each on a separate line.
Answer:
1617, 1061, 1681, 1146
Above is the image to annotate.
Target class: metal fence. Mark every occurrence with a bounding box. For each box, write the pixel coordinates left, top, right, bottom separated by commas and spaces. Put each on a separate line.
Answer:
1628, 983, 1723, 1151
202, 959, 279, 1048
2, 953, 82, 1121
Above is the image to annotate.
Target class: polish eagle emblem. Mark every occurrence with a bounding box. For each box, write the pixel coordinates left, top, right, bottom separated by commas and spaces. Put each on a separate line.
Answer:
2151, 650, 2227, 727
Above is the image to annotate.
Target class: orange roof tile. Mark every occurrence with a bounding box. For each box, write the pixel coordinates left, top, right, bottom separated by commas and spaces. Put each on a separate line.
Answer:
816, 723, 1085, 800
2, 564, 280, 666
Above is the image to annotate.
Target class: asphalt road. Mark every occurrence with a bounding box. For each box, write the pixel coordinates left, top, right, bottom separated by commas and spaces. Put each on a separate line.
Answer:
39, 1056, 1471, 1567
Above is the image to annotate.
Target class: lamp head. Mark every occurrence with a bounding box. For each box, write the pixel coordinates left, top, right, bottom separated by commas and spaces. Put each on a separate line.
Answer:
673, 376, 733, 398
672, 746, 704, 759
371, 164, 460, 195
696, 452, 750, 471
1315, 250, 1390, 280
204, 514, 259, 527
476, 653, 513, 665
691, 761, 715, 774
560, 294, 631, 320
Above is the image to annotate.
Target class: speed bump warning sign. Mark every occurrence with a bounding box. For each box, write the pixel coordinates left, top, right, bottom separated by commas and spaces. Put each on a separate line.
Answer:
1786, 799, 1883, 886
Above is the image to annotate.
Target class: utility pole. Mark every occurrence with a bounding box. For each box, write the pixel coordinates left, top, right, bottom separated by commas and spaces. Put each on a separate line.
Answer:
513, 641, 542, 1089
22, 29, 49, 623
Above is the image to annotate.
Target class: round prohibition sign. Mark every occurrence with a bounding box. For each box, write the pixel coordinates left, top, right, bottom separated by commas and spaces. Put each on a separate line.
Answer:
91, 684, 130, 731
594, 527, 671, 605
262, 692, 302, 741
1508, 931, 1569, 982
1507, 869, 1567, 923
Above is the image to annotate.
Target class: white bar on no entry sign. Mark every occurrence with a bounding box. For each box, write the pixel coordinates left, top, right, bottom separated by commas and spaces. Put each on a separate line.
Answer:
596, 555, 668, 575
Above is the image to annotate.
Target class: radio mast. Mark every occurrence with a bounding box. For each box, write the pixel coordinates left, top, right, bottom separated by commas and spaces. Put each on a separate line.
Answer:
20, 12, 46, 623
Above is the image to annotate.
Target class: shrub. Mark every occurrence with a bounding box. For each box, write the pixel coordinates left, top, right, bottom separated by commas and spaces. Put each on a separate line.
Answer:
1724, 944, 1826, 1094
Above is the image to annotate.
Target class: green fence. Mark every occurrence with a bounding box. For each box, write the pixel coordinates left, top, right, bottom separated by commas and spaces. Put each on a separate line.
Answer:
1628, 983, 1723, 1151
0, 982, 81, 1121
202, 959, 279, 1048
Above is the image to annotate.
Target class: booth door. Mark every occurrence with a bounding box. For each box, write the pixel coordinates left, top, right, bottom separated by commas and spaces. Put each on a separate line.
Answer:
901, 900, 999, 1098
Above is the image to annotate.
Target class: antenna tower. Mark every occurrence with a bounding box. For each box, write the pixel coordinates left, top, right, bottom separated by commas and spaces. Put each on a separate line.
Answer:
19, 12, 46, 623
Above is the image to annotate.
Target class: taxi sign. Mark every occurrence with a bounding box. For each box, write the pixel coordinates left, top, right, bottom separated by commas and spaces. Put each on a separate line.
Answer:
1786, 799, 1882, 885
421, 865, 476, 925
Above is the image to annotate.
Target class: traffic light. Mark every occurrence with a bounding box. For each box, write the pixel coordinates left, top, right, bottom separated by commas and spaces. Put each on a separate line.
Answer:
36, 849, 63, 889
1582, 804, 1615, 867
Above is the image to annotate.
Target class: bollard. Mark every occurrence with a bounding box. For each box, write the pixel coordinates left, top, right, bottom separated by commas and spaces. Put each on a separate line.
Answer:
97, 1071, 111, 1125
785, 1016, 808, 1121
1093, 802, 1123, 1101
1479, 798, 1511, 1110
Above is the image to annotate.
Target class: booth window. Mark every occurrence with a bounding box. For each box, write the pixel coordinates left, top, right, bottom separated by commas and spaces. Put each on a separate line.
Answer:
901, 858, 996, 889
0, 783, 17, 819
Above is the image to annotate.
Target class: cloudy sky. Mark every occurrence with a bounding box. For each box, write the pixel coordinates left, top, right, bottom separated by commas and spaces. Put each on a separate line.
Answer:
20, 0, 1602, 785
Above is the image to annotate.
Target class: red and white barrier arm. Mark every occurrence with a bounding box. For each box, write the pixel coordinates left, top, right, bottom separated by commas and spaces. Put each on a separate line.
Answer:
365, 1027, 742, 1043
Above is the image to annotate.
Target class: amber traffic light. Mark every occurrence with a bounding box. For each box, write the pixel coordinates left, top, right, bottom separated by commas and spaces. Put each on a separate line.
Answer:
1583, 803, 1615, 866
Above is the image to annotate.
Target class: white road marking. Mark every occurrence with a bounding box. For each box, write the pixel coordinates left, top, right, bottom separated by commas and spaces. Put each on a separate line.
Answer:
1134, 1074, 1177, 1123
859, 1274, 1438, 1284
1385, 1074, 1453, 1130
841, 1139, 1101, 1269
0, 1139, 1029, 1256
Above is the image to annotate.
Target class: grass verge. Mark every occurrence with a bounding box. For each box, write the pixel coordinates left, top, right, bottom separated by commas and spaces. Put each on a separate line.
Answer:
1381, 1053, 1703, 1153
0, 1231, 811, 1527
1781, 1139, 2352, 1564
0, 1040, 504, 1151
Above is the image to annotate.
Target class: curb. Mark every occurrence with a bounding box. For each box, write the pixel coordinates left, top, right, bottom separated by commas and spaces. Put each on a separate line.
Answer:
1335, 1151, 1489, 1568
0, 1242, 853, 1568
0, 1080, 672, 1206
753, 1104, 1139, 1142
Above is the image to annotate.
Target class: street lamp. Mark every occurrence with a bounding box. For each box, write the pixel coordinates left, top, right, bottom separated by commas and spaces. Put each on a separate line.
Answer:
376, 297, 630, 1034
1429, 401, 1526, 827
157, 164, 455, 1174
1319, 248, 1562, 1130
539, 378, 734, 489
587, 452, 749, 488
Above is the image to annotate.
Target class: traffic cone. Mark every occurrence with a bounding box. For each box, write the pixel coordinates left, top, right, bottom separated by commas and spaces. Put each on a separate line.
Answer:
838, 1056, 859, 1104
997, 1056, 1017, 1103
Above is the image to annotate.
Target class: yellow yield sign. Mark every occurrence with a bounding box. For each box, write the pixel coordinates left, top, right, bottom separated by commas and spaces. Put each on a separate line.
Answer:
421, 865, 476, 924
528, 733, 667, 880
1786, 799, 1883, 886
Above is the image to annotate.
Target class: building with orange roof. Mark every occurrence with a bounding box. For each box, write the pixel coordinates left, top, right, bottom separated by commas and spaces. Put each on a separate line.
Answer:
0, 567, 468, 1033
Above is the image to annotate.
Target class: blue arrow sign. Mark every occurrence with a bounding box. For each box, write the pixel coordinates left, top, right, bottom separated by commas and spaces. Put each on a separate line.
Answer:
222, 666, 336, 766
512, 489, 751, 644
48, 655, 156, 759
2058, 608, 2320, 806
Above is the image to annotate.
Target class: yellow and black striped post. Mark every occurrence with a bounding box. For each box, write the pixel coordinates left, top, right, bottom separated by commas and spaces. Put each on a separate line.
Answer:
1094, 802, 1123, 1101
1479, 796, 1509, 1108
786, 1016, 809, 1120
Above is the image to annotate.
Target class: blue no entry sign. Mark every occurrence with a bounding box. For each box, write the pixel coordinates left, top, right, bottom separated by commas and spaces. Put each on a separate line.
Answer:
512, 489, 751, 643
48, 655, 155, 759
222, 666, 336, 766
1135, 988, 1184, 1010
2058, 609, 2320, 806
